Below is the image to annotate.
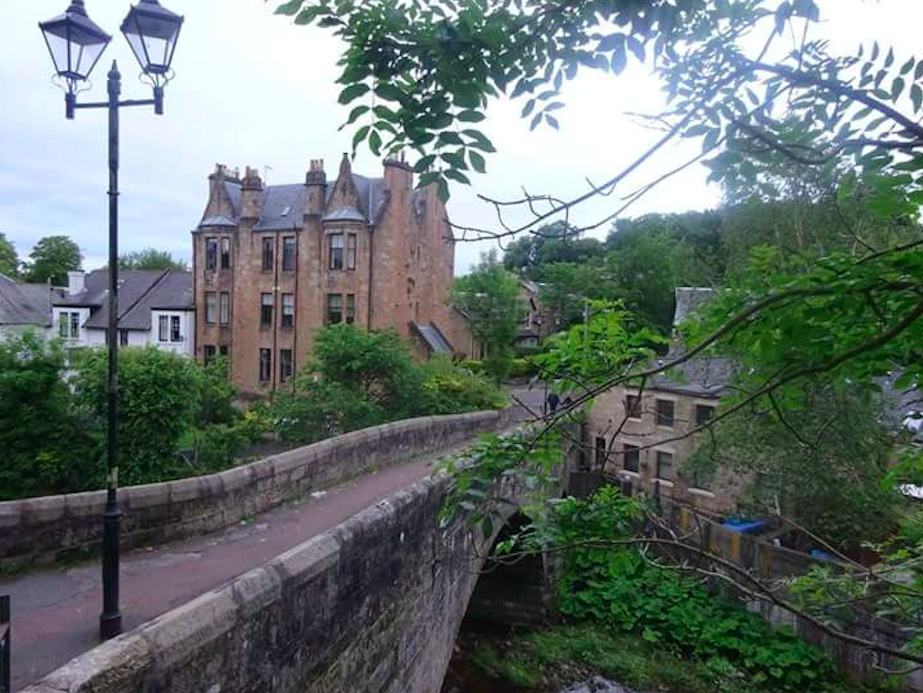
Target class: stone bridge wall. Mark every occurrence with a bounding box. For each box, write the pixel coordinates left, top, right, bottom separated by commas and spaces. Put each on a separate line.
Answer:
0, 410, 516, 569
22, 461, 515, 693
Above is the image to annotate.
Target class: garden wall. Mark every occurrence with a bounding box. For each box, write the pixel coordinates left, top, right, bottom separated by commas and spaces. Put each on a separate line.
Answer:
0, 410, 517, 569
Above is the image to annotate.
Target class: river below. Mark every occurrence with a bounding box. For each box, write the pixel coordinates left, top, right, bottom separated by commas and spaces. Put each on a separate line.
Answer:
440, 620, 639, 693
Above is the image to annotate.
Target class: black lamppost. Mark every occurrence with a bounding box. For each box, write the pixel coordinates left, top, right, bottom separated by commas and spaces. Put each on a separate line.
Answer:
39, 0, 184, 641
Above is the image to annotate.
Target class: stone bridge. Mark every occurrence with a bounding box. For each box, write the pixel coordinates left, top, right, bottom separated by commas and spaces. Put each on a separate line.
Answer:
8, 407, 563, 693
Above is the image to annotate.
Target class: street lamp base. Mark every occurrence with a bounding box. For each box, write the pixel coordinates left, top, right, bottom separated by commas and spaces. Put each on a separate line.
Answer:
100, 611, 122, 640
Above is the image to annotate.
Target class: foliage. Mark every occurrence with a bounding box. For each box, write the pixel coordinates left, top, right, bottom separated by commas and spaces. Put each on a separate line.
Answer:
503, 224, 606, 278
24, 235, 82, 285
0, 232, 19, 278
684, 379, 901, 549
269, 325, 505, 443
74, 346, 204, 486
508, 356, 538, 379
470, 623, 880, 693
189, 410, 272, 472
437, 426, 565, 539
534, 300, 666, 392
548, 490, 833, 691
419, 356, 507, 414
449, 250, 525, 382
198, 355, 236, 427
0, 331, 97, 500
119, 248, 187, 271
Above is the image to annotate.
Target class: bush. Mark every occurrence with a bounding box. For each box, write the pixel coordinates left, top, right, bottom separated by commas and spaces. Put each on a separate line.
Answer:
74, 346, 204, 486
554, 490, 833, 691
508, 357, 539, 379
458, 358, 485, 373
420, 356, 507, 414
198, 355, 236, 426
0, 331, 98, 499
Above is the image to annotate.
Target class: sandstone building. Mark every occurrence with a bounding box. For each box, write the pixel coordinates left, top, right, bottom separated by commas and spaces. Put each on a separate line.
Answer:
585, 288, 744, 515
192, 155, 460, 396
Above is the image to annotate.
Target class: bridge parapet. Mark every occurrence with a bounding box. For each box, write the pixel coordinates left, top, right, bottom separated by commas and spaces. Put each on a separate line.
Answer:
0, 410, 519, 570
20, 441, 529, 693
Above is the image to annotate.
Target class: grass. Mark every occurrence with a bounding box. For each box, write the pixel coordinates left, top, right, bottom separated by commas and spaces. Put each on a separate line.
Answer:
469, 623, 895, 693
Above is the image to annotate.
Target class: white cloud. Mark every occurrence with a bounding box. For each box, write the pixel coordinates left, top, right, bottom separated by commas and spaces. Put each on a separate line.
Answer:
2, 0, 918, 273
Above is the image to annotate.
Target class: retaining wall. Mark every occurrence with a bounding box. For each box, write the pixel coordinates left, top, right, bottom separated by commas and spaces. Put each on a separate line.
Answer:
21, 457, 515, 693
0, 410, 515, 569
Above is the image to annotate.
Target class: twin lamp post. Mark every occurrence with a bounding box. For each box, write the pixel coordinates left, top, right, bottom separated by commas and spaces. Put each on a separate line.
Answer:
38, 0, 184, 640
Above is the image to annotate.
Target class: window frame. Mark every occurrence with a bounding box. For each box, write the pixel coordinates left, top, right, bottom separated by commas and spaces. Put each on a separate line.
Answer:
656, 450, 675, 482
262, 237, 274, 273
327, 293, 343, 324
205, 237, 218, 270
158, 315, 169, 342
203, 345, 216, 366
655, 398, 675, 428
220, 237, 231, 269
259, 348, 272, 383
695, 404, 715, 427
282, 236, 296, 272
345, 294, 356, 325
205, 292, 217, 324
623, 443, 640, 474
219, 292, 230, 326
346, 233, 357, 270
594, 436, 607, 468
170, 315, 182, 342
280, 348, 293, 383
329, 233, 344, 270
625, 394, 642, 420
260, 293, 274, 329
119, 329, 129, 347
281, 293, 295, 329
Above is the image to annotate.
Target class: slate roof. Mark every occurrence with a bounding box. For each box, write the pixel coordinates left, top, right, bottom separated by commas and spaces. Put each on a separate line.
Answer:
673, 287, 716, 327
255, 184, 308, 231
53, 269, 193, 331
202, 173, 388, 230
650, 357, 736, 398
0, 273, 52, 327
411, 322, 454, 354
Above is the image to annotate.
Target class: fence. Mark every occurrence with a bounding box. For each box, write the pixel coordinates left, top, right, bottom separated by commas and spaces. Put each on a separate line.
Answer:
1, 595, 10, 693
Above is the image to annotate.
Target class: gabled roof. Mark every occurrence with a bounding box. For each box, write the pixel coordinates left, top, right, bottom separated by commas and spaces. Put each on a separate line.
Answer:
0, 273, 52, 327
119, 271, 194, 330
53, 269, 193, 331
673, 287, 716, 327
200, 172, 388, 230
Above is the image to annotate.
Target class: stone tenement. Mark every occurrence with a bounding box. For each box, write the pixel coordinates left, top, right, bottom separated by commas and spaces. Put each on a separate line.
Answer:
0, 411, 515, 570
20, 446, 530, 693
193, 155, 464, 397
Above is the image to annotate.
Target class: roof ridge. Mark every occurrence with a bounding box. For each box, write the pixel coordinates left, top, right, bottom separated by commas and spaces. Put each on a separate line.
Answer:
117, 268, 170, 322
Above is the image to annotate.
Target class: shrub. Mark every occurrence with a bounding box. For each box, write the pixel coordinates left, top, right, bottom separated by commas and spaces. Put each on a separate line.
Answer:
198, 355, 236, 426
553, 490, 833, 691
508, 357, 539, 379
420, 356, 507, 414
74, 346, 204, 486
458, 358, 485, 373
0, 331, 98, 499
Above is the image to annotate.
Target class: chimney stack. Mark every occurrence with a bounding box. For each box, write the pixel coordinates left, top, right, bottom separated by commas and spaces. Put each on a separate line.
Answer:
240, 166, 264, 221
67, 270, 85, 296
305, 159, 327, 216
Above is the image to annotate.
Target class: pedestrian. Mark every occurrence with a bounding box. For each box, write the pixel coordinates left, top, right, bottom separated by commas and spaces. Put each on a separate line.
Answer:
547, 391, 560, 413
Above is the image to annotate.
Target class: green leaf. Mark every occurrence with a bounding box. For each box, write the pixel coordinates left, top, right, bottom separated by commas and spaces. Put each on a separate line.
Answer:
611, 43, 628, 75
352, 125, 370, 151
891, 77, 906, 101
444, 168, 471, 185
901, 57, 916, 75
469, 150, 486, 174
458, 109, 486, 123
338, 83, 370, 105
912, 84, 923, 113
344, 105, 369, 126
545, 114, 560, 130
463, 129, 497, 153
413, 154, 437, 173
368, 130, 382, 156
437, 178, 450, 203
274, 0, 303, 16
375, 83, 405, 103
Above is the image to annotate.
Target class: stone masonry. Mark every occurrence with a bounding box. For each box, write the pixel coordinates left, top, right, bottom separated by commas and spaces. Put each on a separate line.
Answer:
192, 155, 462, 396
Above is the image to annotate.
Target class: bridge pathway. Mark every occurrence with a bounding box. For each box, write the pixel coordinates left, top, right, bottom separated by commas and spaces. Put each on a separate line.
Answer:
2, 444, 465, 691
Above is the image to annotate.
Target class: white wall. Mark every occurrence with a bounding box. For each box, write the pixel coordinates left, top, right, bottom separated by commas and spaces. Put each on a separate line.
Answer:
150, 309, 195, 356
51, 306, 92, 347
50, 307, 195, 356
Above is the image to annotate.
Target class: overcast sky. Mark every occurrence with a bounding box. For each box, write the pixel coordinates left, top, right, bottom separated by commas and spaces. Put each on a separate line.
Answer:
1, 0, 918, 274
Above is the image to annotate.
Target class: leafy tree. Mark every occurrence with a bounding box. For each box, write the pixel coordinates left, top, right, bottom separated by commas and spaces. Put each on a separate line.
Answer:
0, 232, 19, 278
119, 248, 188, 271
25, 235, 82, 285
450, 250, 525, 382
503, 224, 605, 278
74, 346, 204, 486
270, 325, 427, 442
197, 355, 236, 427
0, 331, 97, 499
